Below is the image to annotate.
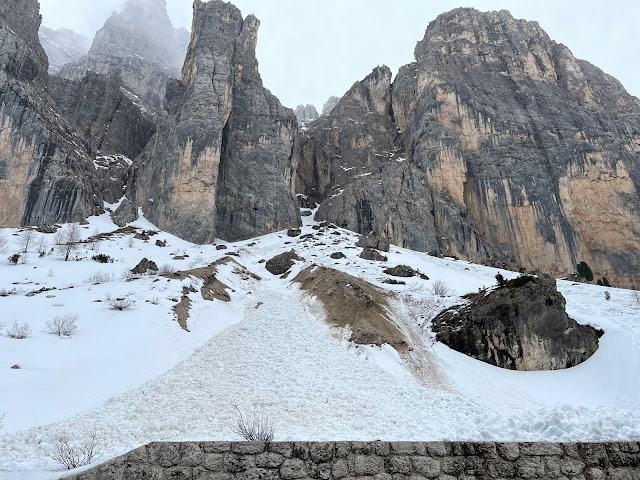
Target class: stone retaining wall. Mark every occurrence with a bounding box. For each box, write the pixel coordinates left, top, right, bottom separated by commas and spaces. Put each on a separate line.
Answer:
62, 441, 640, 480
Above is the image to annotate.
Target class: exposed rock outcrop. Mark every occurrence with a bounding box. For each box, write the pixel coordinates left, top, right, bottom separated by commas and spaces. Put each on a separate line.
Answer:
47, 71, 156, 203
265, 250, 303, 276
58, 0, 189, 113
47, 72, 155, 160
431, 275, 603, 370
321, 95, 340, 116
0, 0, 104, 228
297, 8, 640, 287
294, 266, 409, 352
295, 104, 319, 124
38, 26, 91, 74
129, 0, 300, 244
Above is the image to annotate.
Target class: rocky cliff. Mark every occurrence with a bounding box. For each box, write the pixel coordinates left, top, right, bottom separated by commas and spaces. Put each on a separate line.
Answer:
58, 0, 189, 113
297, 8, 640, 286
38, 26, 91, 74
0, 0, 104, 227
295, 104, 319, 124
128, 0, 300, 244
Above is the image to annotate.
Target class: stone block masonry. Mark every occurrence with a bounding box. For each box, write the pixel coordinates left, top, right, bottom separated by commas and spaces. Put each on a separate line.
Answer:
61, 441, 640, 480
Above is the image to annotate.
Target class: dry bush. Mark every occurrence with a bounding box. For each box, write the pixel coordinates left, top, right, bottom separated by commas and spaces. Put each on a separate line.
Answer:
230, 403, 275, 442
0, 412, 5, 430
159, 264, 176, 274
431, 279, 453, 297
46, 313, 79, 337
7, 320, 31, 339
107, 296, 132, 311
49, 431, 100, 470
85, 271, 114, 285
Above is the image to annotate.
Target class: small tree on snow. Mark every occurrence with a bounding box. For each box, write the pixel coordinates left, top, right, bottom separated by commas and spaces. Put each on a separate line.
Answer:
59, 223, 82, 261
576, 261, 594, 282
18, 229, 35, 253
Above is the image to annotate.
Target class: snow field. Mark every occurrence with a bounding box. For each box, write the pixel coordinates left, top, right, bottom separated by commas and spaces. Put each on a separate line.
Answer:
0, 207, 639, 479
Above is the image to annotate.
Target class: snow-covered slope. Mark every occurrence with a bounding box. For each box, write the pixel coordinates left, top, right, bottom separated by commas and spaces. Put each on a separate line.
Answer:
0, 206, 639, 479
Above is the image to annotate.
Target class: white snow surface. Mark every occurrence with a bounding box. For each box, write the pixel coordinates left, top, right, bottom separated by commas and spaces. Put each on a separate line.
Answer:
0, 208, 639, 479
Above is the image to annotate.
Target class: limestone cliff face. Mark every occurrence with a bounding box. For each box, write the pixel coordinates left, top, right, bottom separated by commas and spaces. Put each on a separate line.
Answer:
58, 0, 189, 113
39, 27, 91, 74
129, 0, 300, 244
0, 0, 104, 227
298, 8, 640, 286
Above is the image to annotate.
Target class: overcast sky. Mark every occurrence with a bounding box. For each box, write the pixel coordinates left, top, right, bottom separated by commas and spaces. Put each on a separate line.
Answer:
39, 0, 640, 111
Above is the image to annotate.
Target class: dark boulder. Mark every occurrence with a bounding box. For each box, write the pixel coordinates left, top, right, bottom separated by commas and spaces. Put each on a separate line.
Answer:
356, 234, 390, 252
359, 248, 388, 262
265, 250, 304, 276
111, 199, 139, 227
330, 252, 346, 260
131, 258, 158, 274
383, 265, 428, 279
431, 275, 603, 370
287, 228, 302, 237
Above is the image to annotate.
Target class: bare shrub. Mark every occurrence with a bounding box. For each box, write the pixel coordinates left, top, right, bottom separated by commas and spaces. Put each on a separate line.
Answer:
159, 264, 176, 274
120, 270, 135, 281
85, 271, 114, 285
431, 279, 453, 297
18, 229, 35, 253
0, 288, 17, 297
49, 431, 100, 470
46, 313, 79, 337
0, 412, 5, 430
59, 223, 82, 261
230, 403, 275, 442
107, 296, 132, 311
632, 287, 640, 304
7, 321, 31, 339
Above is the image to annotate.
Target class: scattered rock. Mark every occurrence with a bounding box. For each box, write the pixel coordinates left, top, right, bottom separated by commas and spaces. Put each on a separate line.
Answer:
300, 211, 312, 217
357, 234, 390, 252
155, 240, 166, 247
134, 232, 150, 241
383, 279, 406, 285
360, 248, 388, 262
383, 265, 428, 279
287, 228, 302, 237
36, 224, 58, 234
330, 252, 346, 259
11, 364, 20, 369
131, 258, 158, 274
312, 225, 321, 231
216, 245, 228, 251
431, 275, 603, 370
265, 250, 304, 275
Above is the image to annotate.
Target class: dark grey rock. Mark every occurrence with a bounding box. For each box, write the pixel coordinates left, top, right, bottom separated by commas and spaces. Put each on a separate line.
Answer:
265, 250, 304, 276
155, 240, 166, 247
296, 8, 640, 288
0, 0, 105, 229
357, 235, 390, 252
134, 232, 150, 241
216, 245, 228, 251
295, 104, 319, 124
36, 224, 58, 234
330, 252, 346, 259
58, 0, 189, 113
39, 27, 91, 74
360, 248, 388, 262
132, 258, 158, 274
129, 0, 300, 244
111, 199, 139, 227
383, 265, 428, 279
321, 95, 340, 116
431, 275, 603, 370
287, 228, 302, 237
